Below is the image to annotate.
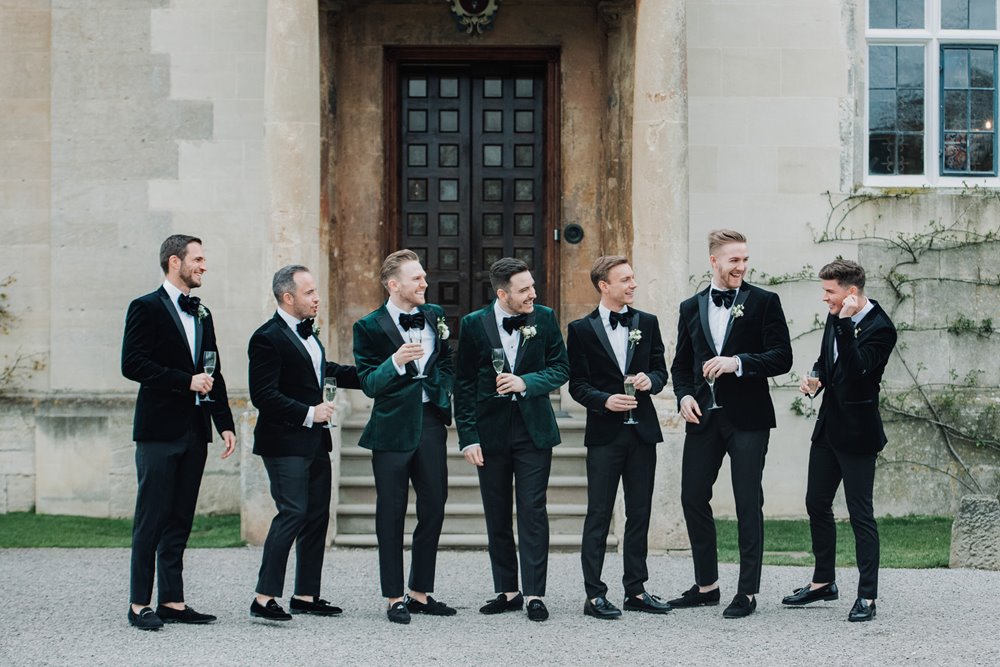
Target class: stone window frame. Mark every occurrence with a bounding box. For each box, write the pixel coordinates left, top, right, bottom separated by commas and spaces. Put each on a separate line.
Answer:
865, 0, 1000, 187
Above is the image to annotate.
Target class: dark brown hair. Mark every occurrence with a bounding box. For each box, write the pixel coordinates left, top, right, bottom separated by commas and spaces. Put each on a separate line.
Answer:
819, 258, 866, 290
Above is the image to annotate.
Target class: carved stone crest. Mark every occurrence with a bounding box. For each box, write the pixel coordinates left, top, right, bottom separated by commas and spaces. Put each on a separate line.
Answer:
446, 0, 501, 35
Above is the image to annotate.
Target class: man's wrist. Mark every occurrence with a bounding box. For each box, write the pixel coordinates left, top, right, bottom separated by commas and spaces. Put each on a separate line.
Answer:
460, 443, 481, 452
303, 405, 315, 428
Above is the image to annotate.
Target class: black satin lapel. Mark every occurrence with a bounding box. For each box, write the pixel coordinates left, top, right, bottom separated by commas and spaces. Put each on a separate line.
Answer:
513, 313, 535, 372
481, 308, 502, 350
278, 323, 319, 387
194, 317, 203, 367
157, 289, 189, 353
625, 310, 638, 372
824, 315, 837, 378
317, 338, 326, 386
589, 312, 618, 369
420, 306, 440, 373
698, 291, 715, 353
721, 288, 750, 352
376, 308, 415, 375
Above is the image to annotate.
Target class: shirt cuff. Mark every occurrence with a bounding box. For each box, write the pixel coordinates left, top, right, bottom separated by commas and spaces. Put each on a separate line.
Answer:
460, 443, 481, 452
303, 406, 315, 428
392, 357, 406, 375
734, 355, 744, 377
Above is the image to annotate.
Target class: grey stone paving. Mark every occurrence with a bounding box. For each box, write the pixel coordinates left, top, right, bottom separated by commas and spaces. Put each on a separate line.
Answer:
1, 548, 997, 666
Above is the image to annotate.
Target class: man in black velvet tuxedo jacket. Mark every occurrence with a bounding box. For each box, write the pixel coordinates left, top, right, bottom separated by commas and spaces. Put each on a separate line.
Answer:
455, 257, 569, 622
121, 234, 236, 631
567, 256, 672, 620
669, 229, 792, 619
780, 259, 896, 623
353, 249, 456, 625
248, 265, 360, 622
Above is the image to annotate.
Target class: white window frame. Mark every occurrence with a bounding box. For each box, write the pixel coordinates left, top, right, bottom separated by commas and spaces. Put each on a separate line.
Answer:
865, 1, 1000, 187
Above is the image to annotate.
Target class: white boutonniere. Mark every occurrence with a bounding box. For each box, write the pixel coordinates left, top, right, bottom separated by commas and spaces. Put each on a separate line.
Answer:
312, 322, 321, 337
196, 304, 209, 321
436, 316, 450, 340
519, 325, 538, 341
854, 325, 861, 337
731, 304, 744, 319
628, 329, 642, 348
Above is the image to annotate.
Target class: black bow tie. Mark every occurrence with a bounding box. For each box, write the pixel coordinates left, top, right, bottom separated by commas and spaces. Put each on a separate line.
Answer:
296, 318, 315, 340
502, 313, 528, 334
608, 309, 633, 330
398, 312, 425, 330
177, 293, 200, 317
711, 289, 737, 309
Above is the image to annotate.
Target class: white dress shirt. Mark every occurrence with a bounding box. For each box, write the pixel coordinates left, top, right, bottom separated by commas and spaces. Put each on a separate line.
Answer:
708, 283, 743, 376
386, 300, 433, 403
276, 307, 323, 427
494, 301, 522, 369
598, 303, 629, 374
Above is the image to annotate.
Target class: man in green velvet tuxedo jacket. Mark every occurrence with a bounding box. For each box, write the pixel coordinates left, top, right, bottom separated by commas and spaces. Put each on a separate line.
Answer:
455, 257, 569, 623
353, 249, 456, 625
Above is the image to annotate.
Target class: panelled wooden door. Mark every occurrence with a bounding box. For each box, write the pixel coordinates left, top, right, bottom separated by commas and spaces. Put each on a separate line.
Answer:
397, 64, 547, 333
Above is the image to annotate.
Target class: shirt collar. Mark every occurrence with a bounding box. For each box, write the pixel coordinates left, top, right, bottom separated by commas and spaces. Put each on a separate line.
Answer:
494, 300, 515, 327
598, 303, 628, 322
851, 297, 875, 325
386, 299, 420, 323
276, 306, 303, 330
162, 279, 186, 306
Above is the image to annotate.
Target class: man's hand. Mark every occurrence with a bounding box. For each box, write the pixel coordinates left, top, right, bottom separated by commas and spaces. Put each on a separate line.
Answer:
220, 430, 236, 459
702, 356, 738, 379
463, 445, 484, 467
605, 394, 638, 413
840, 294, 861, 319
190, 373, 214, 394
313, 402, 335, 424
630, 372, 653, 392
799, 375, 822, 395
392, 342, 425, 367
496, 373, 527, 395
679, 395, 702, 424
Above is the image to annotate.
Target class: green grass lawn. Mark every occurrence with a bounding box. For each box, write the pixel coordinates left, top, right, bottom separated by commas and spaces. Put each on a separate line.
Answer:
716, 516, 952, 569
0, 512, 951, 568
0, 512, 244, 548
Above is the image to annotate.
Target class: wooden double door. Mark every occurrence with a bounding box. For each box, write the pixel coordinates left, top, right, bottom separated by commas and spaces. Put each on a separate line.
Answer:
387, 51, 560, 333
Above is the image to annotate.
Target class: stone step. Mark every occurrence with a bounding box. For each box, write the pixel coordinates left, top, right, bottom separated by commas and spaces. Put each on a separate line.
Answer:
337, 474, 589, 505
336, 502, 588, 536
333, 533, 617, 549
338, 444, 588, 477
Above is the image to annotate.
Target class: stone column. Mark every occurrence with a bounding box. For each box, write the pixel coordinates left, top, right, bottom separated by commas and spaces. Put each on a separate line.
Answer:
631, 0, 690, 551
242, 0, 328, 545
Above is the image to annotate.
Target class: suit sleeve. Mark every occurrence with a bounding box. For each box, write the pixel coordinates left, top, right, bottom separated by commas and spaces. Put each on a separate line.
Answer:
454, 316, 480, 448
520, 309, 569, 398
670, 302, 696, 409
834, 317, 897, 381
121, 298, 192, 393
567, 323, 612, 413
735, 292, 793, 378
352, 320, 408, 399
203, 314, 235, 433
324, 360, 361, 390
645, 315, 669, 395
248, 330, 310, 425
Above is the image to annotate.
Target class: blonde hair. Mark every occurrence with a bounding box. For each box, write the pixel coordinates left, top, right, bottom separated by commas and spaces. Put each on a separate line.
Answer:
708, 229, 747, 254
590, 255, 630, 292
380, 249, 420, 288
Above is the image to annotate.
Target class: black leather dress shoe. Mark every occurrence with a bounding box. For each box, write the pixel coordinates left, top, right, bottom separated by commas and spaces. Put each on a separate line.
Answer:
250, 598, 292, 621
405, 595, 457, 616
623, 592, 672, 614
781, 582, 839, 606
289, 597, 342, 616
128, 606, 163, 631
156, 605, 216, 624
848, 597, 876, 622
479, 592, 524, 615
584, 596, 622, 619
526, 599, 549, 622
667, 585, 721, 608
387, 601, 411, 624
723, 594, 757, 619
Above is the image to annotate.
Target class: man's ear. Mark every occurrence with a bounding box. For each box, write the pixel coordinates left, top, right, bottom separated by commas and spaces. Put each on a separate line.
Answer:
281, 292, 294, 306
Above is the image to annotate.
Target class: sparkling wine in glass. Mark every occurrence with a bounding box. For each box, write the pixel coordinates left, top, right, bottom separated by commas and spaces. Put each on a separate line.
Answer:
491, 348, 508, 398
623, 374, 639, 425
201, 350, 216, 403
806, 370, 820, 418
323, 377, 337, 429
705, 369, 721, 410
408, 328, 427, 379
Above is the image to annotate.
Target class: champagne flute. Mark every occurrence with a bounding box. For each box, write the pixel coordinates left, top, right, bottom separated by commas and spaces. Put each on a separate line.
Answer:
200, 350, 216, 403
705, 366, 721, 410
806, 370, 820, 418
491, 348, 508, 398
623, 374, 639, 425
322, 377, 337, 429
409, 328, 427, 379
